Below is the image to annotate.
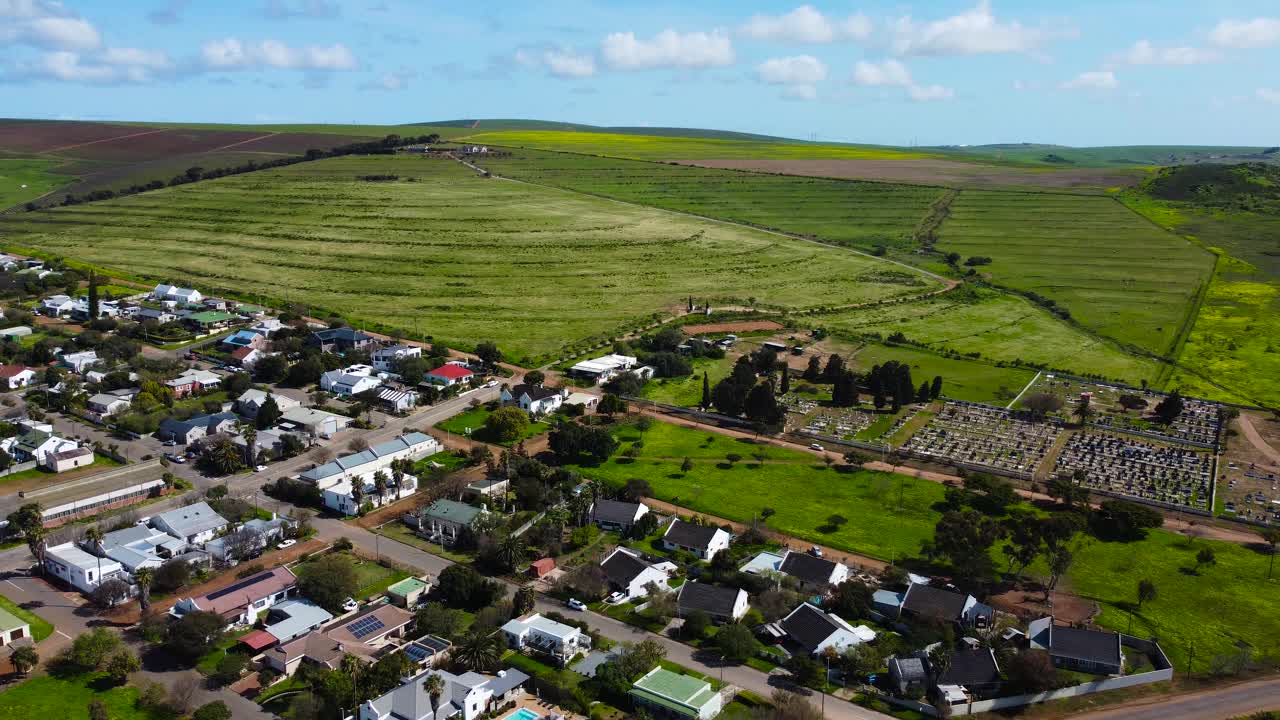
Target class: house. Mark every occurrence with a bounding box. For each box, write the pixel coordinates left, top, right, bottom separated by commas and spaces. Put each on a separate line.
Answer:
308, 327, 374, 353
387, 577, 430, 608
0, 606, 31, 648
70, 298, 119, 321
299, 432, 439, 490
158, 411, 238, 444
44, 542, 126, 593
229, 346, 263, 368
40, 295, 75, 317
501, 612, 592, 665
528, 558, 555, 579
183, 311, 239, 331
323, 472, 418, 515
500, 383, 567, 416
403, 636, 453, 668
4, 429, 79, 465
874, 583, 994, 629
357, 667, 529, 720
0, 326, 33, 342
372, 344, 421, 373
246, 599, 333, 647
676, 581, 749, 623
630, 666, 723, 720
135, 307, 177, 324
591, 499, 650, 532
0, 365, 35, 390
662, 519, 731, 560
236, 389, 301, 418
165, 368, 221, 398
463, 477, 509, 499
151, 501, 229, 545
205, 517, 291, 562
264, 603, 415, 675
170, 566, 298, 626
888, 655, 930, 697
153, 284, 203, 305
568, 353, 639, 384
1028, 617, 1124, 676
98, 525, 186, 572
320, 364, 383, 397
777, 551, 850, 591
88, 392, 131, 418
936, 649, 1003, 699
424, 363, 474, 387
565, 392, 599, 412
377, 387, 418, 413
739, 550, 787, 577
247, 317, 285, 336
280, 406, 352, 439
777, 603, 876, 656
61, 349, 100, 372
46, 446, 94, 472
264, 632, 349, 676
600, 547, 671, 602
419, 499, 486, 543
328, 603, 414, 653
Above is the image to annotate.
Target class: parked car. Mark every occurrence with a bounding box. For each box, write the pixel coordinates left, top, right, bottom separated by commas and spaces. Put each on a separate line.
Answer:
255, 464, 267, 472
278, 539, 297, 549
342, 597, 358, 612
810, 546, 823, 558
165, 453, 186, 464
162, 439, 177, 447
809, 443, 824, 452
606, 591, 626, 604
565, 598, 586, 611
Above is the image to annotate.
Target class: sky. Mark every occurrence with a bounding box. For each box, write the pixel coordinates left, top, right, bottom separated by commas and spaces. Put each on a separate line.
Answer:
2, 0, 1279, 147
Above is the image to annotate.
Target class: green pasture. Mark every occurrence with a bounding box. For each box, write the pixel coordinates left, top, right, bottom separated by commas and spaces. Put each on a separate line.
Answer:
0, 158, 70, 209
936, 190, 1214, 357
475, 148, 946, 251
435, 406, 549, 446
950, 144, 1264, 168
0, 672, 175, 719
807, 287, 1159, 385
639, 354, 735, 406
454, 130, 939, 161
0, 155, 937, 365
837, 340, 1038, 404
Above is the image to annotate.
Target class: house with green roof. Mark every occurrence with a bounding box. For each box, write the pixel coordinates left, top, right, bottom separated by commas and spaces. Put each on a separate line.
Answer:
182, 311, 240, 329
0, 606, 31, 648
630, 666, 723, 720
419, 499, 487, 544
387, 577, 430, 608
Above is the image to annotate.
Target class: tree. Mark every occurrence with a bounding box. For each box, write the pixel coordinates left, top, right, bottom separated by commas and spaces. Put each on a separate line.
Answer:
212, 651, 249, 686
1044, 545, 1075, 601
256, 394, 283, 429
927, 510, 1004, 582
154, 558, 191, 592
616, 638, 667, 680
1091, 499, 1163, 541
1006, 650, 1058, 693
494, 532, 529, 572
930, 375, 943, 399
85, 525, 105, 593
192, 701, 233, 720
1262, 528, 1280, 579
745, 382, 783, 427
424, 673, 446, 715
715, 623, 759, 664
475, 341, 502, 368
454, 630, 503, 671
8, 503, 47, 573
134, 566, 155, 612
1021, 392, 1064, 418
166, 610, 227, 662
513, 584, 536, 617
680, 457, 694, 473
779, 368, 791, 395
1154, 390, 1185, 424
436, 565, 503, 611
1001, 512, 1043, 580
683, 610, 711, 639
768, 689, 823, 720
700, 372, 711, 409
92, 577, 130, 608
786, 654, 824, 686
598, 393, 628, 416
70, 627, 121, 669
87, 272, 99, 320
1118, 394, 1148, 411
106, 648, 141, 684
297, 554, 359, 613
10, 645, 38, 675
1136, 578, 1157, 609
203, 435, 244, 475
804, 356, 822, 382
1196, 547, 1217, 572
415, 603, 466, 640
484, 406, 530, 443
1046, 476, 1088, 510
1074, 394, 1092, 425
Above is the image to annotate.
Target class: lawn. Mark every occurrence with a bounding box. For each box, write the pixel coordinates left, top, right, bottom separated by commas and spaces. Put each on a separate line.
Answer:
476, 148, 947, 251
0, 155, 939, 365
0, 157, 71, 210
196, 626, 252, 674
0, 594, 53, 641
936, 190, 1215, 357
294, 551, 407, 599
639, 355, 735, 407
374, 522, 474, 564
839, 340, 1038, 405
0, 455, 124, 486
415, 450, 470, 474
435, 407, 549, 446
0, 671, 175, 719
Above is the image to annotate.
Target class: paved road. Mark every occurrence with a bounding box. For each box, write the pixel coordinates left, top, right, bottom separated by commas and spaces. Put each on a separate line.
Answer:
1075, 677, 1280, 720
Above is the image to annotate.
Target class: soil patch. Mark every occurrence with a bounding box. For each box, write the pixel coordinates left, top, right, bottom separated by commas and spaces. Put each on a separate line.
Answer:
671, 158, 1145, 191
682, 320, 783, 335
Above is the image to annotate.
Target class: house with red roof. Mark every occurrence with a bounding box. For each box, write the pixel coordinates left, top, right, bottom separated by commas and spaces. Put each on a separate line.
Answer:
424, 363, 474, 387
0, 365, 35, 390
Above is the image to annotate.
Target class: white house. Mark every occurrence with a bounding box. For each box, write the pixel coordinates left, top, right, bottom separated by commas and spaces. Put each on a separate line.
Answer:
151, 501, 229, 545
378, 387, 418, 413
279, 407, 352, 439
44, 542, 126, 594
61, 349, 100, 372
778, 603, 876, 656
236, 388, 301, 418
171, 566, 298, 627
357, 668, 529, 720
662, 519, 731, 560
205, 517, 290, 562
500, 383, 567, 416
568, 354, 638, 384
3, 429, 80, 466
500, 613, 592, 665
320, 364, 383, 397
40, 295, 75, 317
47, 447, 94, 472
600, 547, 671, 602
630, 667, 723, 720
0, 606, 31, 648
299, 432, 439, 490
88, 392, 131, 418
0, 365, 35, 390
676, 581, 749, 623
423, 363, 474, 387
372, 344, 421, 374
323, 473, 418, 515
153, 284, 203, 305
96, 525, 187, 572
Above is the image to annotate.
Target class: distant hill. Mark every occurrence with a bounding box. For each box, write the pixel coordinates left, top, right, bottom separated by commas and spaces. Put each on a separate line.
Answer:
937, 144, 1275, 167
1142, 162, 1280, 214
412, 118, 800, 143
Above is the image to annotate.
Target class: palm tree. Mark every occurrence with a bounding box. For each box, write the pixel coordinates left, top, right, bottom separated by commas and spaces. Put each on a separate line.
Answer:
134, 566, 154, 612
9, 646, 38, 676
423, 672, 445, 713
373, 470, 389, 503
1074, 394, 1092, 425
240, 424, 258, 467
206, 436, 243, 475
495, 533, 529, 572
84, 526, 104, 589
351, 481, 365, 513
454, 631, 502, 671
390, 461, 405, 491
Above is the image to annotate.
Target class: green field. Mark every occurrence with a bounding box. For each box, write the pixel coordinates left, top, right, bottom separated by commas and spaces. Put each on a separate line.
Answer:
0, 594, 53, 641
936, 190, 1215, 356
455, 130, 938, 161
435, 406, 550, 446
639, 355, 735, 406
0, 155, 938, 364
476, 148, 946, 250
807, 287, 1159, 385
840, 341, 1038, 404
0, 158, 71, 209
950, 144, 1266, 167
0, 672, 174, 720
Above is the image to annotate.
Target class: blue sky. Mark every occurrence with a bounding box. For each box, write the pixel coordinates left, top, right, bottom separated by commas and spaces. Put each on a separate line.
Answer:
2, 0, 1278, 146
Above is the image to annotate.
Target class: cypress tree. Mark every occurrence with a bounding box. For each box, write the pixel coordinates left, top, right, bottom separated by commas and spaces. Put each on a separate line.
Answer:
87, 272, 99, 319
931, 375, 943, 399
780, 367, 790, 395
700, 372, 710, 409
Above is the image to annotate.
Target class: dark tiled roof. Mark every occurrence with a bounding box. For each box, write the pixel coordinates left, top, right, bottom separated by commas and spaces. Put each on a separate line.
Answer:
311, 327, 371, 343
780, 603, 841, 653
677, 582, 740, 616
601, 548, 651, 587
664, 519, 721, 550
1050, 626, 1122, 666
779, 552, 839, 585
593, 499, 644, 526
939, 649, 1001, 687
902, 584, 968, 621
511, 383, 561, 401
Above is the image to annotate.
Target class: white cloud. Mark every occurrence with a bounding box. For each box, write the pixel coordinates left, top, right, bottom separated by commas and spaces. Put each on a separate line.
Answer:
200, 38, 358, 71
782, 84, 818, 101
890, 0, 1044, 56
1061, 70, 1117, 90
852, 58, 912, 86
739, 5, 871, 43
0, 2, 102, 51
1109, 40, 1220, 66
99, 46, 172, 70
600, 29, 734, 70
543, 49, 596, 78
361, 67, 416, 91
8, 49, 172, 84
907, 83, 954, 101
1210, 18, 1280, 49
756, 55, 826, 85
1258, 88, 1280, 104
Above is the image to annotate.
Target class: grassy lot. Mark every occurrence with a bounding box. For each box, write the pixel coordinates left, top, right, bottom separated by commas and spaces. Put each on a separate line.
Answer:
374, 522, 474, 564
435, 407, 549, 446
0, 594, 53, 641
415, 450, 470, 473
0, 155, 938, 365
255, 675, 307, 707
457, 131, 939, 161
294, 551, 406, 599
0, 456, 124, 486
809, 287, 1160, 386
476, 148, 946, 251
840, 340, 1038, 405
0, 157, 71, 209
0, 671, 175, 719
936, 190, 1215, 357
639, 355, 735, 407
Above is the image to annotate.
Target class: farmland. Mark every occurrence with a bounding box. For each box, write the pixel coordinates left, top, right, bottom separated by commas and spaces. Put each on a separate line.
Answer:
0, 155, 940, 363
476, 148, 946, 250
0, 157, 69, 208
935, 190, 1215, 356
457, 130, 940, 161
835, 341, 1039, 405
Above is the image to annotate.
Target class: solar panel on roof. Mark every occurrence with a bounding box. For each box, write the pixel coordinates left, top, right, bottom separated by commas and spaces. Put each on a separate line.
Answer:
404, 643, 431, 662
347, 616, 386, 640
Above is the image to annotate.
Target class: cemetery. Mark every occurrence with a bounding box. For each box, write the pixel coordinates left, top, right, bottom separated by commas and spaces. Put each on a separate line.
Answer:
902, 400, 1062, 479
1054, 431, 1214, 512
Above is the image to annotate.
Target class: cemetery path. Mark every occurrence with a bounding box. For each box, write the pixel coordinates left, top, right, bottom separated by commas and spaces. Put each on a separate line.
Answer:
1238, 413, 1280, 467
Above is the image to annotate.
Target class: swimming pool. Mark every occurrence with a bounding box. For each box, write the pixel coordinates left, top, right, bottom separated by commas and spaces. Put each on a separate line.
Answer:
503, 709, 540, 720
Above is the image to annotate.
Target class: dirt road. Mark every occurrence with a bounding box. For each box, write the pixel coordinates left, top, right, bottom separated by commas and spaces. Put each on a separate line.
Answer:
1074, 676, 1280, 720
1239, 413, 1280, 467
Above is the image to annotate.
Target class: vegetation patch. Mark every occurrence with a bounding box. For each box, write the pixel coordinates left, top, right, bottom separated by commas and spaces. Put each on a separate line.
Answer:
0, 594, 53, 641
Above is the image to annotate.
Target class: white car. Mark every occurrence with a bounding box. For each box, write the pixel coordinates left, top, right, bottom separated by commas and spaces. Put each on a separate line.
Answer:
606, 591, 626, 604
278, 539, 297, 549
342, 597, 359, 612
565, 598, 586, 611
255, 465, 267, 472
809, 443, 824, 452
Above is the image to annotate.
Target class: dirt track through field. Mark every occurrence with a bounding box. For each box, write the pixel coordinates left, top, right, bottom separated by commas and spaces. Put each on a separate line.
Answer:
44, 128, 168, 153
1239, 413, 1280, 467
206, 133, 277, 152
682, 320, 783, 335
